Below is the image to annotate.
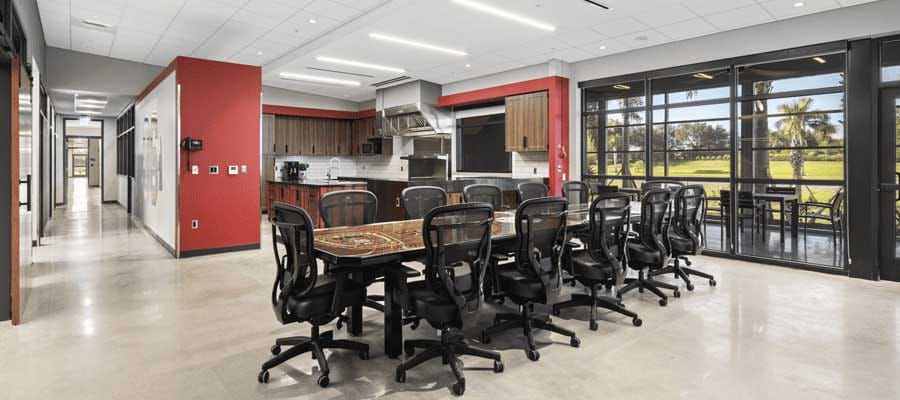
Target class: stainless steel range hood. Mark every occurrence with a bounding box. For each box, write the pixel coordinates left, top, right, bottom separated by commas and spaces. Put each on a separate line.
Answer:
375, 80, 452, 137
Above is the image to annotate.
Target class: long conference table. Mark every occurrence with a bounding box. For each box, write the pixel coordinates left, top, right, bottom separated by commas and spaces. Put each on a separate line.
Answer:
312, 202, 641, 358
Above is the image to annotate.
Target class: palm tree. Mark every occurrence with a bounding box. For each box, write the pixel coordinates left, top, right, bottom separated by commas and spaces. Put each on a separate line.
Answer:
775, 98, 835, 180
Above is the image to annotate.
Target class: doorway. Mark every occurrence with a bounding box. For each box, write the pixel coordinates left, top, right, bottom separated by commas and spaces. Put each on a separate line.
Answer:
878, 87, 900, 281
62, 118, 104, 210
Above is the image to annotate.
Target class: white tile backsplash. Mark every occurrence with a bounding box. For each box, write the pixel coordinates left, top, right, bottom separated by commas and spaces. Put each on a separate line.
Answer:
512, 151, 549, 178
275, 153, 408, 181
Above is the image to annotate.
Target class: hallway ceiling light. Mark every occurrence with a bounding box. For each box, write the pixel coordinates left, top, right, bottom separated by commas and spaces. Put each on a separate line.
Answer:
693, 72, 714, 80
452, 0, 556, 32
76, 104, 106, 109
812, 56, 827, 64
613, 84, 631, 90
369, 33, 467, 56
77, 99, 107, 105
279, 72, 360, 86
316, 56, 405, 74
79, 111, 102, 115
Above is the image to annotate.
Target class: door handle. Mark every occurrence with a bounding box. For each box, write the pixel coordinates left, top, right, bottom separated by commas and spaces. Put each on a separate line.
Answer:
19, 174, 31, 211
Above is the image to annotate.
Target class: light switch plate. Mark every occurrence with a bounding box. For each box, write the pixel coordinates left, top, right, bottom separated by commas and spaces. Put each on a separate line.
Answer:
191, 165, 199, 175
191, 220, 199, 229
209, 165, 219, 175
241, 165, 247, 174
228, 165, 239, 175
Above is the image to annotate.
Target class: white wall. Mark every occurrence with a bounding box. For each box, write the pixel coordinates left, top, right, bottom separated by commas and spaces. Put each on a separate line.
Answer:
100, 117, 117, 202
263, 85, 362, 111
133, 72, 178, 250
568, 0, 900, 179
46, 47, 164, 97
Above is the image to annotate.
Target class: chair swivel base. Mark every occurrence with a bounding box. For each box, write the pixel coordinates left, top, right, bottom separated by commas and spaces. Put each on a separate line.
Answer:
395, 328, 503, 396
258, 325, 369, 388
650, 257, 717, 291
552, 287, 642, 330
617, 270, 680, 306
481, 304, 580, 362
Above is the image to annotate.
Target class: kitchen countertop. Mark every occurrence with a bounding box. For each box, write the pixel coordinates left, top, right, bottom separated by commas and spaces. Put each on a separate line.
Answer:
337, 176, 547, 193
268, 179, 367, 187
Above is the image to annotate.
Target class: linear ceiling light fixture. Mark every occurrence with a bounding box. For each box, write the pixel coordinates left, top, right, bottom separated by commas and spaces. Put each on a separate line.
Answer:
78, 110, 102, 115
279, 72, 360, 86
812, 56, 827, 64
316, 56, 405, 74
368, 33, 467, 56
693, 72, 714, 80
76, 103, 106, 109
77, 98, 107, 105
452, 0, 556, 32
81, 19, 111, 28
613, 84, 631, 90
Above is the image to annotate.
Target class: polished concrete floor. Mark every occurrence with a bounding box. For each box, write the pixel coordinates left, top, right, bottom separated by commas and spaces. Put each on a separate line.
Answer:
2, 179, 900, 399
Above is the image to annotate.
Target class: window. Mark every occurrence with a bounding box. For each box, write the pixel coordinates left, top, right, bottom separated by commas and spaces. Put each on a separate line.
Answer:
583, 80, 646, 188
116, 106, 135, 177
881, 40, 900, 82
456, 113, 511, 173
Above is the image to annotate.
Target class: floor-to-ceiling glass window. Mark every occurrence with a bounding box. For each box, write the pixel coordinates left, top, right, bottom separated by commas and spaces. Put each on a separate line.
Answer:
580, 48, 848, 270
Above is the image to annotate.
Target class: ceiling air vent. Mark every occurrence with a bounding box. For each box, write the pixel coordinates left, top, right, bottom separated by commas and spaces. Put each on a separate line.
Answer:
371, 76, 410, 87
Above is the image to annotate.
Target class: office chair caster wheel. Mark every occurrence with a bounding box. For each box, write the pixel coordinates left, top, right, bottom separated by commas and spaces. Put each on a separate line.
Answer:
493, 360, 504, 373
257, 370, 269, 383
481, 331, 492, 344
317, 374, 330, 388
686, 283, 695, 291
570, 337, 581, 348
395, 370, 406, 383
270, 345, 281, 356
709, 279, 717, 287
526, 349, 540, 361
632, 317, 643, 327
659, 298, 668, 307
451, 381, 466, 396
673, 290, 681, 298
589, 321, 598, 331
359, 350, 370, 360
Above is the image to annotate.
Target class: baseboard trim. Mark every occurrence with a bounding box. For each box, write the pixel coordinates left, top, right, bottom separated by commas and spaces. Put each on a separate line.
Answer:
101, 200, 118, 204
180, 243, 261, 258
141, 224, 177, 258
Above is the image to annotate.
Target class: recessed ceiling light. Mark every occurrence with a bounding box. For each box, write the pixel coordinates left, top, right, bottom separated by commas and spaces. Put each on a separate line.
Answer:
598, 45, 607, 50
316, 56, 405, 73
257, 51, 263, 55
613, 84, 631, 90
693, 72, 714, 80
793, 1, 805, 7
812, 56, 827, 64
79, 110, 102, 115
279, 72, 360, 86
77, 99, 107, 105
308, 19, 317, 24
81, 19, 111, 28
369, 33, 467, 56
452, 0, 556, 32
77, 103, 106, 109
465, 64, 471, 68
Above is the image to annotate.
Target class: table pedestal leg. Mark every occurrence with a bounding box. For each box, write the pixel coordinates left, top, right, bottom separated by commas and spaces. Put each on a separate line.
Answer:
348, 272, 363, 336
383, 267, 403, 359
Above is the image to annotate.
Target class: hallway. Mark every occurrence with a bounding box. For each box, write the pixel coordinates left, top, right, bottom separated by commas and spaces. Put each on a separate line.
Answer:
1, 183, 900, 399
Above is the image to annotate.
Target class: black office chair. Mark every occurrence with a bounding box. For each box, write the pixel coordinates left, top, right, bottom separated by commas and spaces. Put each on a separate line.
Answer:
258, 203, 369, 387
319, 190, 377, 228
617, 189, 681, 306
553, 193, 642, 330
401, 186, 448, 220
641, 180, 683, 195
481, 197, 580, 361
561, 181, 590, 205
594, 184, 619, 194
517, 182, 549, 203
394, 203, 503, 396
463, 184, 503, 210
651, 185, 717, 290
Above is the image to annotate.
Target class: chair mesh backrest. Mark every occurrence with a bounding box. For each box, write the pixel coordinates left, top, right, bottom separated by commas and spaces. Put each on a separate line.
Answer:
422, 203, 494, 327
671, 185, 706, 254
594, 184, 619, 194
463, 184, 503, 210
318, 190, 377, 228
515, 197, 568, 302
587, 193, 631, 270
765, 186, 797, 195
401, 186, 448, 220
641, 180, 683, 195
561, 181, 590, 205
518, 182, 549, 202
638, 189, 672, 265
271, 202, 319, 324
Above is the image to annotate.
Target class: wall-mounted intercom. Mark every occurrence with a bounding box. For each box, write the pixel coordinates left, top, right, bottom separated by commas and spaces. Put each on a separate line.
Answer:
181, 137, 203, 171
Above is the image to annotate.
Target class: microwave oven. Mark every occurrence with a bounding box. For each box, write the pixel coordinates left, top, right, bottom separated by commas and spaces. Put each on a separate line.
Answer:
361, 138, 389, 155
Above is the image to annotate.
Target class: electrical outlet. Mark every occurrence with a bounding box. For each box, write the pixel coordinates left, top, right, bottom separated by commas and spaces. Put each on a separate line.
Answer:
241, 165, 247, 174
533, 167, 538, 174
209, 165, 219, 175
191, 220, 199, 229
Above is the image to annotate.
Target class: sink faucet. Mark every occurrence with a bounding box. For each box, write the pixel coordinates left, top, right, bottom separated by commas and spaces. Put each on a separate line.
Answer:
326, 157, 342, 181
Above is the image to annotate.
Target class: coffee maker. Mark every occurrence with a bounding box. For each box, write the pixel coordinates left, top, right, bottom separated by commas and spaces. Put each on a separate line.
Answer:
282, 161, 308, 180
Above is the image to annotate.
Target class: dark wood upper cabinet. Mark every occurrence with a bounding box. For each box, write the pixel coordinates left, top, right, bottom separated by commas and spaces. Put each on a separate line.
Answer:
505, 91, 548, 153
270, 115, 372, 157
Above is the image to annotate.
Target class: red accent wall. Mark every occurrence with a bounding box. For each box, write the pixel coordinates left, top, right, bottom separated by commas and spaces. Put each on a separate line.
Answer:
175, 57, 262, 253
438, 77, 570, 196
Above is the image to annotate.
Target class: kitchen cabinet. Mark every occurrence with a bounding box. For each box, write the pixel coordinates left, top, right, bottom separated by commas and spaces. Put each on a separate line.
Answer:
367, 179, 408, 222
505, 91, 548, 152
262, 114, 275, 154
270, 115, 359, 157
266, 181, 367, 227
350, 117, 376, 156
274, 116, 288, 155
261, 155, 275, 212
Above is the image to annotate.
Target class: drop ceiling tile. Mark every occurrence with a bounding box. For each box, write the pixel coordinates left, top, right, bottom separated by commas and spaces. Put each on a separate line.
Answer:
680, 0, 757, 16
634, 4, 698, 27
109, 29, 159, 62
590, 17, 650, 38
37, 0, 70, 13
118, 7, 176, 35
704, 4, 775, 31
71, 0, 127, 21
836, 0, 879, 5
40, 10, 70, 47
128, 0, 185, 14
612, 29, 672, 50
70, 25, 114, 56
655, 17, 718, 41
577, 37, 635, 57
272, 11, 339, 40
303, 0, 360, 21
553, 27, 609, 48
546, 46, 593, 63
192, 20, 269, 60
329, 0, 383, 10
759, 0, 841, 20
